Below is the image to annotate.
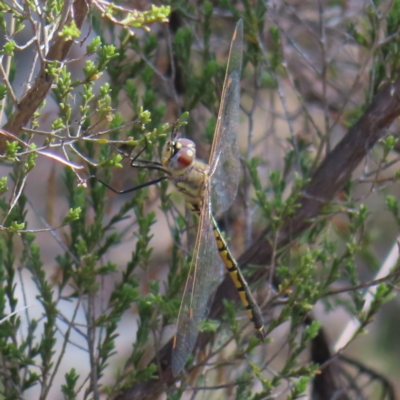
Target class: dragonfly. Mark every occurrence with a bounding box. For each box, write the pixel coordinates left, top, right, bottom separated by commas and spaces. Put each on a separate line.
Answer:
95, 19, 265, 376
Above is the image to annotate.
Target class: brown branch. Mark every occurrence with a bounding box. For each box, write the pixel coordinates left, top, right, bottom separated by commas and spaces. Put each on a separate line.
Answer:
113, 73, 400, 400
308, 315, 349, 400
0, 0, 89, 153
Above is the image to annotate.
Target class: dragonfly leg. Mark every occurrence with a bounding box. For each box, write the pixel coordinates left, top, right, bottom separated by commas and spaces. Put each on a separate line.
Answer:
89, 175, 168, 194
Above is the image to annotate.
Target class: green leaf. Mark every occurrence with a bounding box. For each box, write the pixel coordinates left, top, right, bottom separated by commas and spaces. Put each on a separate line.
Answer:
62, 208, 82, 225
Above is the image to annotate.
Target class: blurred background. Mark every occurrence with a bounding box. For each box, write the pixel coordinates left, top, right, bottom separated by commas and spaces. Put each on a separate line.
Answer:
1, 0, 400, 399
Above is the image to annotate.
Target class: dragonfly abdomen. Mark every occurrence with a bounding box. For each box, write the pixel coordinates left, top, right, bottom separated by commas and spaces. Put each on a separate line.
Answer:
211, 216, 265, 339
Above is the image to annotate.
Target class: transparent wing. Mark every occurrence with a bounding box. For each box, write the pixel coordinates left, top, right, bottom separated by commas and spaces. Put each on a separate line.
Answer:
209, 19, 243, 214
171, 193, 222, 376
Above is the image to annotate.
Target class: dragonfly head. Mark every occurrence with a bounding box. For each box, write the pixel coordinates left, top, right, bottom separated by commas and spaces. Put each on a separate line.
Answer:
162, 138, 196, 175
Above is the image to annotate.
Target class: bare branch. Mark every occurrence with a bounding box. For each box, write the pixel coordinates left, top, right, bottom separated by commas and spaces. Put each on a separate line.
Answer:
0, 0, 89, 153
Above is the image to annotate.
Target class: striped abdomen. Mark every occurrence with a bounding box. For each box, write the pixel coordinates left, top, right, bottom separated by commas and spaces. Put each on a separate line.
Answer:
211, 216, 265, 338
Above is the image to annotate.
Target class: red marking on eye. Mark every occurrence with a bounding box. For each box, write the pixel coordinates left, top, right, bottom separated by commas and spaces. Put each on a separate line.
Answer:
177, 149, 194, 168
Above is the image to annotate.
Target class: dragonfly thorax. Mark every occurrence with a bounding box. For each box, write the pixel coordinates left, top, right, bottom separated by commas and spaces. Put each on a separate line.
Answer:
162, 138, 196, 176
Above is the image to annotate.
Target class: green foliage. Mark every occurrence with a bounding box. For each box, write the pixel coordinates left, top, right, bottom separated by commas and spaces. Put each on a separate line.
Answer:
5, 140, 21, 161
61, 208, 82, 225
0, 177, 7, 194
0, 84, 7, 101
59, 21, 81, 40
288, 376, 311, 399
1, 39, 15, 56
61, 368, 80, 400
8, 220, 25, 233
381, 135, 398, 160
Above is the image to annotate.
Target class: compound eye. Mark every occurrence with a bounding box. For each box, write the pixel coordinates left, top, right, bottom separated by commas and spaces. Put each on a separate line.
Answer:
162, 137, 196, 173
167, 139, 196, 174
175, 148, 194, 168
